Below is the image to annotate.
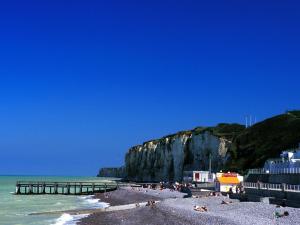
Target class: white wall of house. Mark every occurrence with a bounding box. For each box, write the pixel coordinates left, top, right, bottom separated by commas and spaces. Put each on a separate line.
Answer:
264, 149, 300, 173
193, 171, 215, 182
215, 183, 237, 193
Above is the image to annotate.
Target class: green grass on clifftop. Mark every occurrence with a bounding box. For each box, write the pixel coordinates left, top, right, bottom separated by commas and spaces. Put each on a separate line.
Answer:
226, 111, 300, 173
142, 123, 245, 145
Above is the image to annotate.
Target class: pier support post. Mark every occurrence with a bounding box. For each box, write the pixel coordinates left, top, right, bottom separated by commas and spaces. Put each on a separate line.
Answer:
16, 184, 21, 194
54, 183, 58, 194
92, 183, 95, 193
79, 183, 82, 195
29, 184, 33, 194
42, 183, 46, 194
67, 183, 70, 195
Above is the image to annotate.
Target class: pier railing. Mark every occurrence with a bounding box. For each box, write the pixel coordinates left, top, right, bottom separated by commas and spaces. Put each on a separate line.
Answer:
247, 167, 300, 175
243, 182, 300, 193
15, 181, 118, 195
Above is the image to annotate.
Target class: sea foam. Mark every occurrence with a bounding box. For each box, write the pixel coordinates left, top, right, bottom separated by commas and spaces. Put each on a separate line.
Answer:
51, 195, 109, 225
78, 195, 110, 209
52, 213, 90, 225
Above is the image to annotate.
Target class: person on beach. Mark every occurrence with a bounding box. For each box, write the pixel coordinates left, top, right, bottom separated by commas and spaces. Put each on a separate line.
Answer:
194, 205, 208, 212
181, 183, 192, 197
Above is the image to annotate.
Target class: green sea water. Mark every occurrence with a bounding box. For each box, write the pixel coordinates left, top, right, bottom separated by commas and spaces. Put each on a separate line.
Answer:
0, 176, 110, 225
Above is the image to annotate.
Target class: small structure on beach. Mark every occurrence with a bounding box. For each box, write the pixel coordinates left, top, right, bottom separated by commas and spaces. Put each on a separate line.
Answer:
183, 171, 215, 183
215, 172, 243, 193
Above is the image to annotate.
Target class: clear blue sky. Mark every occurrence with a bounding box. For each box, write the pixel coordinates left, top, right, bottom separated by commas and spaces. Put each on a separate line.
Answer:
0, 0, 299, 175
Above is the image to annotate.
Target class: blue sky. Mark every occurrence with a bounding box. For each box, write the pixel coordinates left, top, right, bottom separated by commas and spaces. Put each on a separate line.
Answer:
0, 0, 299, 175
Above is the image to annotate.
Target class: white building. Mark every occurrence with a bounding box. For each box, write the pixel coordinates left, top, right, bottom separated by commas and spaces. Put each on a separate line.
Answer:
215, 172, 243, 193
264, 145, 300, 173
183, 171, 215, 183
193, 171, 215, 183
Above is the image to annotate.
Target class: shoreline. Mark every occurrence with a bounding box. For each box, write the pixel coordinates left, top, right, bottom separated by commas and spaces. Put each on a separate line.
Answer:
34, 186, 184, 225
77, 187, 300, 225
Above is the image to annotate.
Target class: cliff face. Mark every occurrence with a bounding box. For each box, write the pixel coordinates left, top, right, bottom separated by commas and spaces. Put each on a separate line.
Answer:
125, 128, 235, 182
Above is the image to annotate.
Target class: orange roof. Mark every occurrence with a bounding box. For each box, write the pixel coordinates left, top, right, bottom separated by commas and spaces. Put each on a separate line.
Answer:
217, 176, 240, 184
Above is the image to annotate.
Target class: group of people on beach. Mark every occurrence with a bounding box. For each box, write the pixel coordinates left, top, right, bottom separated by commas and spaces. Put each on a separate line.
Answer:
141, 181, 189, 191
139, 181, 193, 196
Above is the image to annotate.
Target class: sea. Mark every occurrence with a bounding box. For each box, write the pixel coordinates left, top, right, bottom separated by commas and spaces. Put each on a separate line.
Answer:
0, 176, 110, 225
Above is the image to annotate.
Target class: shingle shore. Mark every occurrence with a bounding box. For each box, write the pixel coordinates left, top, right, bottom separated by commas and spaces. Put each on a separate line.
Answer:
78, 187, 300, 225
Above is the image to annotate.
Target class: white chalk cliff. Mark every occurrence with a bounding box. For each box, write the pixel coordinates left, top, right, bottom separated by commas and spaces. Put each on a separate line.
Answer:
125, 129, 232, 182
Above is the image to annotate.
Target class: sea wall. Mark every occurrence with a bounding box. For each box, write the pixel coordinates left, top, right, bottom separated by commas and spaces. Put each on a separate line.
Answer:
245, 188, 300, 208
125, 131, 231, 182
246, 174, 300, 185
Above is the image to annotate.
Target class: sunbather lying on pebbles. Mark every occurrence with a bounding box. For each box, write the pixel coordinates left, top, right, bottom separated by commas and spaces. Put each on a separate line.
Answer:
274, 211, 289, 218
221, 200, 233, 205
194, 205, 208, 212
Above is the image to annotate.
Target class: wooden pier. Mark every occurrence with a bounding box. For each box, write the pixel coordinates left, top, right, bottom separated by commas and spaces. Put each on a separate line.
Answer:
15, 181, 117, 195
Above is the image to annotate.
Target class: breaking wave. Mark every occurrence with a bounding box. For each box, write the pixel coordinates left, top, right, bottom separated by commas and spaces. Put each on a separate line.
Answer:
78, 195, 110, 209
51, 213, 89, 225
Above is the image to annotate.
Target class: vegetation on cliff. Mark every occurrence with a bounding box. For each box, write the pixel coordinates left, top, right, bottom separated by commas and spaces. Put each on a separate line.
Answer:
226, 111, 300, 173
194, 123, 245, 140
142, 123, 245, 146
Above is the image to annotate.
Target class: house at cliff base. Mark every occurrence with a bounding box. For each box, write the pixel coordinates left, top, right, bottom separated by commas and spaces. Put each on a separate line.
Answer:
183, 171, 215, 183
215, 172, 243, 193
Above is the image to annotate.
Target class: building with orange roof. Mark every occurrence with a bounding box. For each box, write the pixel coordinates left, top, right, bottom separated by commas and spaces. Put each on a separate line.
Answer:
215, 172, 243, 193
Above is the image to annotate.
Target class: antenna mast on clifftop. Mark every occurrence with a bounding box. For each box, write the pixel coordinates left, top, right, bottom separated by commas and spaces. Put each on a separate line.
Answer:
209, 153, 212, 173
245, 115, 256, 128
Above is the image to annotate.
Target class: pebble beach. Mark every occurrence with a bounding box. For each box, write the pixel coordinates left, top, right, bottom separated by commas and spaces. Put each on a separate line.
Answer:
78, 187, 300, 225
